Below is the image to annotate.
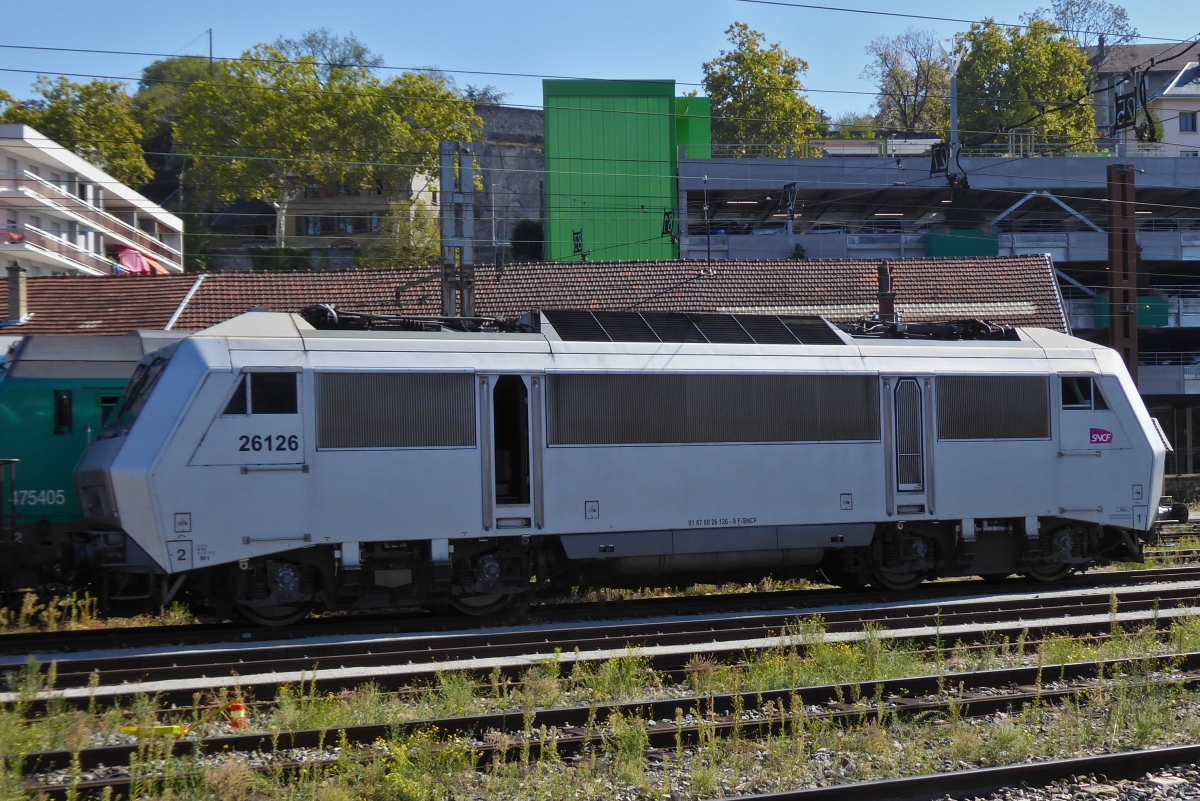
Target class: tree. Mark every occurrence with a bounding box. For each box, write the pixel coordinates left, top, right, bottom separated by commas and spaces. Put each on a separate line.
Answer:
955, 20, 1096, 151
464, 85, 509, 104
863, 29, 950, 134
134, 56, 231, 179
1024, 0, 1138, 49
702, 22, 820, 149
828, 111, 878, 139
173, 44, 479, 248
0, 77, 153, 186
272, 29, 384, 80
366, 199, 440, 268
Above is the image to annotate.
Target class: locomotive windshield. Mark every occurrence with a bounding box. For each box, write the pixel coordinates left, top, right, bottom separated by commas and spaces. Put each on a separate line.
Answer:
100, 344, 180, 435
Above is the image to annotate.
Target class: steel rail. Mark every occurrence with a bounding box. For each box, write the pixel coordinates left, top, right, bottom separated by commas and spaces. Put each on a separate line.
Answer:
721, 745, 1200, 800
25, 581, 1200, 693
3, 565, 1196, 659
13, 582, 1200, 708
22, 652, 1200, 798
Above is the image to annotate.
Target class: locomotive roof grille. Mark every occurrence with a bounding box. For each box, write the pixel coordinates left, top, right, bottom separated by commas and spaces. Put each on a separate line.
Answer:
542, 309, 847, 345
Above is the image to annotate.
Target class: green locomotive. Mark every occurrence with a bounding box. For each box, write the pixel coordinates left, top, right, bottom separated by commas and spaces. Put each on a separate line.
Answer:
0, 332, 182, 589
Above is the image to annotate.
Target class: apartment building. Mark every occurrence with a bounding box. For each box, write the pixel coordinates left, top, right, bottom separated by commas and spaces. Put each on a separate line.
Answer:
1147, 62, 1200, 158
0, 124, 183, 278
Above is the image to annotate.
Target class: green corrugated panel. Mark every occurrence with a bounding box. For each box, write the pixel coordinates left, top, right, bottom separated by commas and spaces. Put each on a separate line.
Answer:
676, 97, 711, 159
544, 80, 679, 262
1093, 294, 1169, 328
924, 229, 1000, 257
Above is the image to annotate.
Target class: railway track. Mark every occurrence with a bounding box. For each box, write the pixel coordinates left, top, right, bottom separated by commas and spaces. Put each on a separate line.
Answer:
1, 565, 1192, 660
8, 570, 1200, 706
21, 650, 1200, 799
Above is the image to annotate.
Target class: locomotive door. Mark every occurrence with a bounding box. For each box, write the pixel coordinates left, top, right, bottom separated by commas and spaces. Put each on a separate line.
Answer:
479, 374, 544, 533
884, 376, 935, 516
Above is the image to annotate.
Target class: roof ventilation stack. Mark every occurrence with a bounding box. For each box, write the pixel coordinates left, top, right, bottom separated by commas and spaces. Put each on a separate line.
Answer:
877, 260, 896, 323
4, 264, 28, 326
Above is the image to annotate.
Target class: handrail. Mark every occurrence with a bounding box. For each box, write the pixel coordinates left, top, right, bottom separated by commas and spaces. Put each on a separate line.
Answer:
3, 171, 181, 262
1, 224, 115, 275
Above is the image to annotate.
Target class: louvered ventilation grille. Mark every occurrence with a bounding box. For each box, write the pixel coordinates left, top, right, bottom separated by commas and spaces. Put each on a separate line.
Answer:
548, 373, 880, 445
936, 375, 1050, 440
315, 372, 476, 449
542, 309, 845, 345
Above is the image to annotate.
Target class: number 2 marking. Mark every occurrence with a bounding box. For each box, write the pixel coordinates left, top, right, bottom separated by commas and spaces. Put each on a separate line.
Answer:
176, 548, 188, 561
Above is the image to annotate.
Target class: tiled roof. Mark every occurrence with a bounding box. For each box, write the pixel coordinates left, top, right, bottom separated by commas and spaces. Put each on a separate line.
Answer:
180, 256, 1067, 332
1085, 42, 1200, 75
5, 255, 1068, 336
0, 274, 196, 335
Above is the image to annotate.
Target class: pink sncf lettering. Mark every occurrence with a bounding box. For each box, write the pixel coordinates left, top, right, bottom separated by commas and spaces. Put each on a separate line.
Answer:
1090, 428, 1113, 444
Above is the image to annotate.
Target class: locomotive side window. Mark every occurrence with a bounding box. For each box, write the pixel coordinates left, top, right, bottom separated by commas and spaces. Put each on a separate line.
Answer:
547, 373, 879, 445
222, 373, 298, 416
53, 390, 72, 435
251, 373, 297, 414
223, 376, 248, 415
1061, 376, 1107, 411
937, 375, 1050, 440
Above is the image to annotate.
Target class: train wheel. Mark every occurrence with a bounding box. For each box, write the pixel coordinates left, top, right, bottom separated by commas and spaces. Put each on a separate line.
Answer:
449, 592, 515, 616
237, 602, 312, 627
870, 570, 925, 591
1023, 564, 1073, 582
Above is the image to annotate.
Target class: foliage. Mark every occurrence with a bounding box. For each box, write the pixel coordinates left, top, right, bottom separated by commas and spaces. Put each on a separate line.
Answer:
134, 56, 230, 140
828, 111, 878, 139
366, 199, 440, 268
173, 44, 479, 248
510, 218, 544, 262
464, 84, 509, 104
1023, 0, 1138, 49
271, 28, 384, 81
954, 19, 1096, 151
863, 29, 950, 134
702, 22, 820, 147
0, 76, 153, 186
248, 246, 310, 272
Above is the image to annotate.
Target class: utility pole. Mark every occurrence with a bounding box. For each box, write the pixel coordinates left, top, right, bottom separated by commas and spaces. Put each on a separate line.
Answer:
948, 55, 962, 168
208, 29, 214, 78
439, 142, 475, 317
703, 174, 711, 272
1107, 163, 1138, 385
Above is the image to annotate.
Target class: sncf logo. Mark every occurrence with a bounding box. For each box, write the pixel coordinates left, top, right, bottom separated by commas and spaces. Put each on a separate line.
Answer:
1090, 428, 1114, 444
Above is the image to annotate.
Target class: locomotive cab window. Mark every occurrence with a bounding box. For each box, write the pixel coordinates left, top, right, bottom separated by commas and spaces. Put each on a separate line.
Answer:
1061, 376, 1108, 411
53, 390, 72, 435
223, 373, 298, 416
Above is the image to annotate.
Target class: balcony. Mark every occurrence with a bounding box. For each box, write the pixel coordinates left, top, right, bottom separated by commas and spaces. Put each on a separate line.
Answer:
0, 224, 117, 275
0, 171, 181, 268
1139, 353, 1200, 396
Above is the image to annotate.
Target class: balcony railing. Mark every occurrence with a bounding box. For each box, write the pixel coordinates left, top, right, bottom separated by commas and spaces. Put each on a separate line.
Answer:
0, 224, 116, 274
1, 171, 180, 264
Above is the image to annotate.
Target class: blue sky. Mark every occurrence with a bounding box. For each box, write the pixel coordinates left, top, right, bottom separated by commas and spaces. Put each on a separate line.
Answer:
1, 0, 1196, 119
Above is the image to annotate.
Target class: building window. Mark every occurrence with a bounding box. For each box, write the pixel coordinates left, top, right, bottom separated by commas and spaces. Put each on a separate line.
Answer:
1181, 112, 1198, 133
337, 216, 356, 235
1183, 151, 1199, 158
369, 211, 382, 233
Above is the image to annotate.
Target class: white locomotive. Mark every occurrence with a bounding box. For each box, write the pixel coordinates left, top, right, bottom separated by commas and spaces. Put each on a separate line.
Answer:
76, 308, 1167, 624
